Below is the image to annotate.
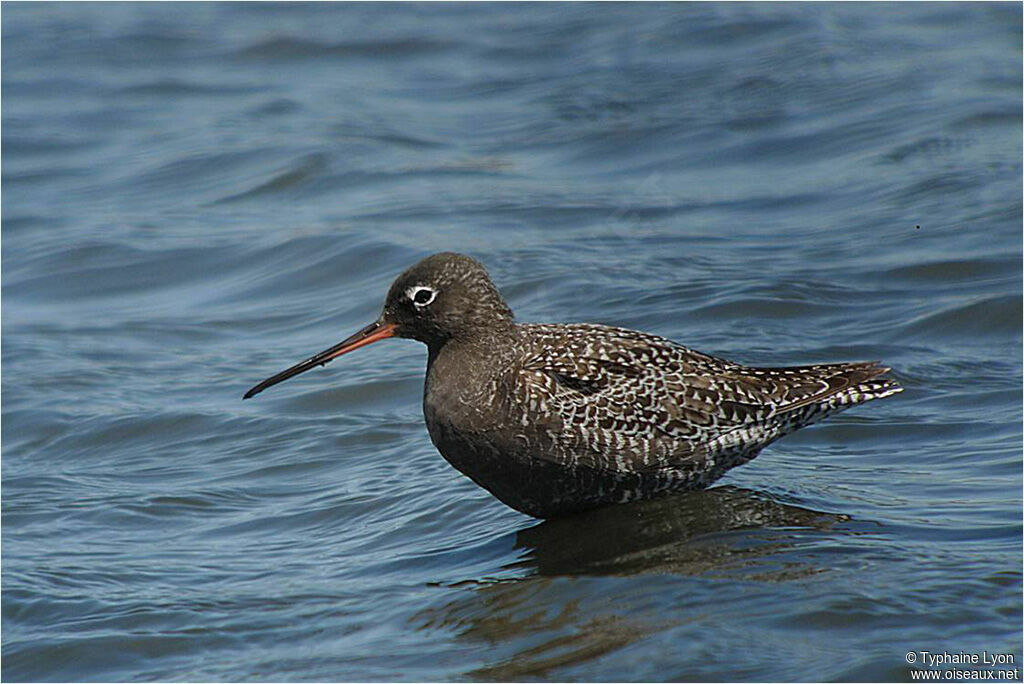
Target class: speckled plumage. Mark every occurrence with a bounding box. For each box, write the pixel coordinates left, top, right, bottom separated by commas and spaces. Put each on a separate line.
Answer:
246, 252, 902, 518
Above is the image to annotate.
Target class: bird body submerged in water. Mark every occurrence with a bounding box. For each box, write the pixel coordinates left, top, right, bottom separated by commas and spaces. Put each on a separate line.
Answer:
245, 252, 902, 518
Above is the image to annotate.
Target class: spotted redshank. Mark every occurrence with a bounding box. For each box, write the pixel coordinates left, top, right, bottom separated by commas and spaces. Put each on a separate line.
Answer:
244, 252, 902, 518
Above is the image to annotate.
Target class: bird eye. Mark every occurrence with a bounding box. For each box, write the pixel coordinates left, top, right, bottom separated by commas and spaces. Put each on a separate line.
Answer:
409, 286, 437, 307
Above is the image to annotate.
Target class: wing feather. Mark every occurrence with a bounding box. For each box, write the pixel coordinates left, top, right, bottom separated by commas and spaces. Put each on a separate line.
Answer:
510, 324, 899, 474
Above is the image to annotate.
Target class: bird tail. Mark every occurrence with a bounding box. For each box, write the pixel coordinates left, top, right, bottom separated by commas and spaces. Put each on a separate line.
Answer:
775, 361, 903, 414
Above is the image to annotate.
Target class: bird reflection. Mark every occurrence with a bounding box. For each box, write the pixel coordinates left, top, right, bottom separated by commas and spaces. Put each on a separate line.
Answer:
415, 487, 863, 680
511, 485, 851, 577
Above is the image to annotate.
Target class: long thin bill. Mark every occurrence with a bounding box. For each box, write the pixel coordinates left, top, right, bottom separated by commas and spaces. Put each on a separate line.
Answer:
243, 320, 396, 399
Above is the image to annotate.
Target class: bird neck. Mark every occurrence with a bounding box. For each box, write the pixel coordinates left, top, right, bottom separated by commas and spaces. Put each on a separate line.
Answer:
426, 318, 516, 367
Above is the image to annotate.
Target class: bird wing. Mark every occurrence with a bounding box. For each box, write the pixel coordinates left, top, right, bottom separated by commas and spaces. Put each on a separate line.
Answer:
514, 324, 892, 473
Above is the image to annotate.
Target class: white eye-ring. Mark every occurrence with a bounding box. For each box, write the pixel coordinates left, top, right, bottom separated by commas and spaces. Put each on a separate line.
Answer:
407, 285, 438, 308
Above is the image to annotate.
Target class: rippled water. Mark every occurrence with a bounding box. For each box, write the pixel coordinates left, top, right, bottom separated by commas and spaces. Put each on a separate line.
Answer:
3, 3, 1021, 681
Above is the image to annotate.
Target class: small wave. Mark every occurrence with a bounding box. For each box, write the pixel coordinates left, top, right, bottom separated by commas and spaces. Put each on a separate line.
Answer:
899, 294, 1022, 340
113, 79, 260, 98
235, 36, 453, 62
214, 153, 328, 204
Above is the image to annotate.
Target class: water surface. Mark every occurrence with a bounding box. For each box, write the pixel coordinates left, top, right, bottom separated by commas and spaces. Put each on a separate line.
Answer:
3, 3, 1021, 681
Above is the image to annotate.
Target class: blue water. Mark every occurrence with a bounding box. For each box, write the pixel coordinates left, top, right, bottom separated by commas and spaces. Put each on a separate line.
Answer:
3, 3, 1021, 681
